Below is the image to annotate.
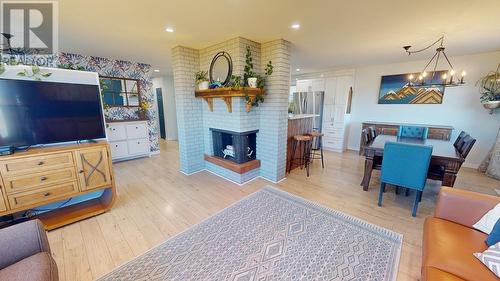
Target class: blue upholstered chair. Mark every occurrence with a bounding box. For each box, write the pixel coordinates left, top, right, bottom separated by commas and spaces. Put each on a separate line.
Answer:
378, 142, 433, 217
397, 125, 428, 139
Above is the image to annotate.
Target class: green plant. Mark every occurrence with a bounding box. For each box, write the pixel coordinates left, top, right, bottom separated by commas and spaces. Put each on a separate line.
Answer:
58, 63, 86, 71
288, 101, 296, 114
244, 46, 255, 83
229, 75, 242, 88
17, 65, 52, 80
195, 70, 208, 84
245, 93, 265, 107
476, 63, 500, 102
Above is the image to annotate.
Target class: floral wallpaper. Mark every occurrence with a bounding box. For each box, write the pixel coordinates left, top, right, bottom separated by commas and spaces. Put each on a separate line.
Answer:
57, 53, 159, 152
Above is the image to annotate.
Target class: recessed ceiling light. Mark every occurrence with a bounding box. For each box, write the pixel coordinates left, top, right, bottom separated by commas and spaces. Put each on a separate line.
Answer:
154, 69, 160, 73
165, 27, 174, 33
291, 23, 300, 29
296, 68, 300, 72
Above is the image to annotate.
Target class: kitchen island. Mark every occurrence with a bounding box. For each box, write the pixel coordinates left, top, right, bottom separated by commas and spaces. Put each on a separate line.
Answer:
286, 114, 317, 172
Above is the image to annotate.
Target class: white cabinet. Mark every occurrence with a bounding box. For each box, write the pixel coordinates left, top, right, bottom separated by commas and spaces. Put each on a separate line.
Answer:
106, 121, 150, 161
322, 75, 354, 152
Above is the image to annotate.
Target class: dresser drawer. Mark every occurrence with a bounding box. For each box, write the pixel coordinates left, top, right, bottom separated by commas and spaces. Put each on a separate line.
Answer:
8, 181, 79, 210
0, 189, 6, 212
0, 152, 74, 176
110, 141, 129, 158
126, 123, 148, 140
127, 138, 149, 155
107, 124, 127, 142
4, 167, 76, 194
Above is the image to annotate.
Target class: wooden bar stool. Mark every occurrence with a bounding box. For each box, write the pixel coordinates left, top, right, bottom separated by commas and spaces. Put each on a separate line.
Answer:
287, 134, 313, 177
309, 130, 325, 169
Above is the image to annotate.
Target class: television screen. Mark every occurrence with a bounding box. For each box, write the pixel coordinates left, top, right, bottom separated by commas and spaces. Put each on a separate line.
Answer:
0, 78, 106, 147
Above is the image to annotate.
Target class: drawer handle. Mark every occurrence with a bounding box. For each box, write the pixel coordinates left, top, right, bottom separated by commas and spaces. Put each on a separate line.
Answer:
115, 145, 118, 147
136, 126, 138, 129
79, 170, 84, 174
112, 128, 116, 131
137, 142, 140, 144
44, 192, 51, 197
38, 161, 44, 165
40, 176, 47, 181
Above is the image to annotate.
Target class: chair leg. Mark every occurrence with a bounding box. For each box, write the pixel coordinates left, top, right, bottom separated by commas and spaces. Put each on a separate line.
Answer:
418, 191, 423, 202
395, 186, 399, 195
405, 188, 410, 197
305, 140, 311, 177
412, 190, 422, 217
320, 138, 325, 169
378, 183, 385, 207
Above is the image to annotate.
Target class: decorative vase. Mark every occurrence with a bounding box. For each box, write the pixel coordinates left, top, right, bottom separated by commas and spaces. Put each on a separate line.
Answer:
138, 111, 147, 120
482, 100, 500, 110
247, 77, 257, 88
198, 81, 209, 90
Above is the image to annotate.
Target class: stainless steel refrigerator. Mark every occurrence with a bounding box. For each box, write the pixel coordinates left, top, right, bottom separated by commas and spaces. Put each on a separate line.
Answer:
292, 91, 324, 131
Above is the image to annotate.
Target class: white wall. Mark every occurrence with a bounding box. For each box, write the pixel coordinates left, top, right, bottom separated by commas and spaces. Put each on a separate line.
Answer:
347, 51, 500, 168
152, 75, 178, 140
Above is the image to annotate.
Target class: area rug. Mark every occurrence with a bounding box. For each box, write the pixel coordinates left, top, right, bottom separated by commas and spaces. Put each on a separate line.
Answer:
98, 186, 402, 281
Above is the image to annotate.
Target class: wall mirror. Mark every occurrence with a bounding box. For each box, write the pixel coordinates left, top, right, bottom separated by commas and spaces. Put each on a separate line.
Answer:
209, 51, 232, 86
100, 77, 141, 107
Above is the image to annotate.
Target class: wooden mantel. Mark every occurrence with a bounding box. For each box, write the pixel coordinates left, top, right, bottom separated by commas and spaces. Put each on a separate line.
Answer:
195, 87, 265, 113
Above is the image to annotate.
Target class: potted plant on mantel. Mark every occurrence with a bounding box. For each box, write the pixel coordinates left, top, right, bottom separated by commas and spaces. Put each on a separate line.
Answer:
195, 70, 209, 90
477, 63, 500, 113
242, 46, 273, 108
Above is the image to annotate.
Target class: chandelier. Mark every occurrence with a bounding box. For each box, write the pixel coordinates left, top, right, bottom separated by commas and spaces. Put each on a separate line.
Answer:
403, 36, 466, 87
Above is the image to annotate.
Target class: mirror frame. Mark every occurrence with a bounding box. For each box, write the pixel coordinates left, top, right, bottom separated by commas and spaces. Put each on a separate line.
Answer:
209, 51, 233, 86
100, 76, 141, 108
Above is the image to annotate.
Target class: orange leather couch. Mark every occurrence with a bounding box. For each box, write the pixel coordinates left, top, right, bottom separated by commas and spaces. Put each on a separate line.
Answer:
422, 187, 500, 281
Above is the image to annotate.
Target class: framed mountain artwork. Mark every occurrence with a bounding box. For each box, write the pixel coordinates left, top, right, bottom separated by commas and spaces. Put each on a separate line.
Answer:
378, 71, 447, 104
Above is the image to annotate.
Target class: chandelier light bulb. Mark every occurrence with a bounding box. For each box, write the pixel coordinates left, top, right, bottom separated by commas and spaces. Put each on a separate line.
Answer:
422, 71, 428, 77
449, 69, 455, 76
408, 74, 414, 80
442, 73, 447, 80
418, 75, 423, 80
461, 71, 466, 77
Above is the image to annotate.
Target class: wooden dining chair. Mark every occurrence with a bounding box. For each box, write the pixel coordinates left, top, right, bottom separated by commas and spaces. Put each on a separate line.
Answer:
453, 131, 467, 148
378, 142, 433, 217
397, 125, 429, 139
458, 135, 476, 158
369, 126, 377, 140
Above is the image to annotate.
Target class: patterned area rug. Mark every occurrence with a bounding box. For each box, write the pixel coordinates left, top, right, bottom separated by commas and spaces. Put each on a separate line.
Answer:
99, 186, 402, 281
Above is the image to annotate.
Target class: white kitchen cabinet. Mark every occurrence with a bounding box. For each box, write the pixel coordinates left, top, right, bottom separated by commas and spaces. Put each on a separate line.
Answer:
322, 75, 354, 152
106, 121, 150, 161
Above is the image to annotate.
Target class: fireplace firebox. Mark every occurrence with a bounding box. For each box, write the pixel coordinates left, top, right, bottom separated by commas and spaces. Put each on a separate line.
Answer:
210, 128, 258, 164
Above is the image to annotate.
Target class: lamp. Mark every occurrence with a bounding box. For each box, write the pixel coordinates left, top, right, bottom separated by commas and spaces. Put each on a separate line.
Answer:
403, 36, 465, 87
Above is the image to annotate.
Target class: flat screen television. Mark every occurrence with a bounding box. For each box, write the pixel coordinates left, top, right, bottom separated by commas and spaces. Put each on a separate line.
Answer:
0, 78, 106, 147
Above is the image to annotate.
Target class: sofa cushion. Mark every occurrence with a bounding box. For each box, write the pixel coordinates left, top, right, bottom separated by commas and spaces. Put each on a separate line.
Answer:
474, 241, 500, 278
423, 217, 498, 281
422, 266, 466, 281
0, 252, 58, 281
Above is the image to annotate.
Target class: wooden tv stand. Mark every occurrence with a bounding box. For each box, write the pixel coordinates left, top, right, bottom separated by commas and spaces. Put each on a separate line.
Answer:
0, 141, 116, 230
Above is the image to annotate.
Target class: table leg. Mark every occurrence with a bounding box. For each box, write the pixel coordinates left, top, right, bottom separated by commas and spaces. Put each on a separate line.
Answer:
361, 154, 374, 191
442, 160, 461, 187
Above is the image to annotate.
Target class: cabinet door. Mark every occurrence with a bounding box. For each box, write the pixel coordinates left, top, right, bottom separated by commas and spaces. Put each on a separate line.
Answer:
75, 147, 112, 191
0, 185, 7, 212
296, 80, 312, 92
110, 141, 129, 159
126, 123, 148, 140
311, 79, 325, 92
107, 124, 127, 142
335, 76, 353, 105
324, 77, 337, 105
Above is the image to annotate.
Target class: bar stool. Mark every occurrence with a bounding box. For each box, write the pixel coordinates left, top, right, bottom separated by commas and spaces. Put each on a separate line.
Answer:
288, 134, 313, 177
309, 130, 325, 169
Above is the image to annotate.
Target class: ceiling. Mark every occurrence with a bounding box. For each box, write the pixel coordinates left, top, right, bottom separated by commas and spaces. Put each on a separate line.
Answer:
58, 0, 500, 76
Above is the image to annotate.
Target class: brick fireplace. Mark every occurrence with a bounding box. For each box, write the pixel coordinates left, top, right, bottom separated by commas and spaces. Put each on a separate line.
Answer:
172, 37, 291, 184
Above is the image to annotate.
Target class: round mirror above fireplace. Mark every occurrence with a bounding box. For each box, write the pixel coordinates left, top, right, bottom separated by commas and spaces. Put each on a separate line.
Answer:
209, 51, 232, 86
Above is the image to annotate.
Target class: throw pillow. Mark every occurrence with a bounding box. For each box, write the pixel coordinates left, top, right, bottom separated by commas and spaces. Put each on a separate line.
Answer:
486, 219, 500, 246
474, 241, 500, 278
473, 203, 500, 234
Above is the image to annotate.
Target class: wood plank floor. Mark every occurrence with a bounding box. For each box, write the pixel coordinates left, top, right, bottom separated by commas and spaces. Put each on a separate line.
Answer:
47, 140, 499, 281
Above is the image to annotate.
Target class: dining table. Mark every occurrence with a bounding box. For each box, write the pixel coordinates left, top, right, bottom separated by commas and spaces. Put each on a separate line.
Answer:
360, 135, 464, 191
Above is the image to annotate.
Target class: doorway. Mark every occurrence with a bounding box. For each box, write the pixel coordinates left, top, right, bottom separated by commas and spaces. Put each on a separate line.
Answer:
156, 88, 166, 139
